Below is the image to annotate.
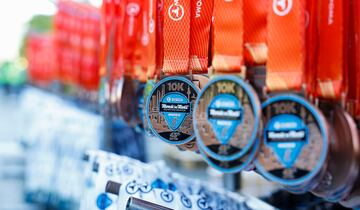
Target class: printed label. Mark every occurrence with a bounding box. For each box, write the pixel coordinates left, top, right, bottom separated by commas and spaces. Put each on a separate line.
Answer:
207, 94, 243, 144
264, 114, 308, 168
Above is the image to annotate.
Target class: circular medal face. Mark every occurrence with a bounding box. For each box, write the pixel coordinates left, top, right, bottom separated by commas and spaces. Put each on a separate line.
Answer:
255, 94, 329, 187
312, 105, 359, 201
199, 139, 259, 173
146, 76, 199, 145
194, 75, 261, 161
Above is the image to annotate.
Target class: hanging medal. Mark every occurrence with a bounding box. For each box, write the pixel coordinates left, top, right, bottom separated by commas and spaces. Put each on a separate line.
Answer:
193, 0, 261, 172
146, 1, 212, 146
146, 0, 210, 145
176, 0, 214, 152
310, 0, 359, 202
339, 0, 360, 208
115, 0, 144, 124
255, 0, 330, 192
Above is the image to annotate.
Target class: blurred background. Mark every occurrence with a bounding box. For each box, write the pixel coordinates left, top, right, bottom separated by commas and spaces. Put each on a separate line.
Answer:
0, 1, 351, 210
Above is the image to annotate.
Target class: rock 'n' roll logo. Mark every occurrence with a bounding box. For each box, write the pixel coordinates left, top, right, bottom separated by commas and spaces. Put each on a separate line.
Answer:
168, 0, 185, 21
126, 3, 140, 16
273, 0, 292, 16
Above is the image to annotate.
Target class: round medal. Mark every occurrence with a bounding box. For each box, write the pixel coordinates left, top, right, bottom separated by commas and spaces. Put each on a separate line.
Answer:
255, 94, 329, 187
146, 76, 199, 145
194, 75, 261, 161
312, 105, 360, 201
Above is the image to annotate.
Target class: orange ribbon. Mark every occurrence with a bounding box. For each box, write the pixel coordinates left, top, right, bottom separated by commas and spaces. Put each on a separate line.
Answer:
316, 0, 346, 100
266, 0, 306, 92
243, 0, 268, 66
189, 0, 213, 73
160, 0, 191, 75
211, 0, 244, 73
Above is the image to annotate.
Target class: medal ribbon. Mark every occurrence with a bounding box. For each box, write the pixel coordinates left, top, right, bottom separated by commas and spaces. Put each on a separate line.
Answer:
243, 0, 268, 66
211, 0, 244, 73
144, 0, 158, 80
99, 0, 113, 78
266, 0, 306, 92
159, 0, 191, 75
315, 0, 346, 100
189, 0, 213, 73
348, 0, 360, 118
304, 0, 318, 96
121, 0, 143, 78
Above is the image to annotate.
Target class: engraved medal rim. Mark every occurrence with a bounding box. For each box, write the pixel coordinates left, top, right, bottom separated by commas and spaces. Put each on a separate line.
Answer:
146, 76, 199, 145
254, 93, 329, 187
193, 75, 261, 161
199, 138, 260, 173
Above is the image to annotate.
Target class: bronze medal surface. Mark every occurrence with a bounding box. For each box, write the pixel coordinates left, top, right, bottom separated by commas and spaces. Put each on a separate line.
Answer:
199, 139, 259, 173
146, 76, 198, 145
255, 94, 329, 187
175, 75, 209, 152
176, 140, 198, 152
312, 105, 359, 201
194, 75, 261, 161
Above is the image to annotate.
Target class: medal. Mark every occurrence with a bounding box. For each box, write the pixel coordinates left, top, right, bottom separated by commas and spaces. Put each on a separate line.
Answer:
194, 76, 260, 161
256, 94, 329, 189
147, 76, 199, 144
309, 0, 359, 202
145, 0, 212, 146
339, 0, 360, 207
194, 0, 261, 168
255, 0, 330, 191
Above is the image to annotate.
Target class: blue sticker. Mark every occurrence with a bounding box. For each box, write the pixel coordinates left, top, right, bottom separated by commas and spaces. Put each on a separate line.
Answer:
197, 197, 210, 210
181, 195, 192, 208
264, 114, 309, 168
160, 93, 191, 130
160, 191, 174, 203
207, 94, 243, 144
139, 184, 152, 193
126, 181, 139, 194
96, 193, 112, 210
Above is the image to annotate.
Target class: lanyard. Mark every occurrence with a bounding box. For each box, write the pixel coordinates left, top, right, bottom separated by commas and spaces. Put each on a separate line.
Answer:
348, 0, 360, 119
121, 0, 143, 78
315, 0, 346, 100
189, 0, 213, 73
159, 0, 191, 75
243, 0, 268, 66
304, 0, 318, 96
143, 0, 158, 81
266, 0, 306, 92
211, 0, 244, 73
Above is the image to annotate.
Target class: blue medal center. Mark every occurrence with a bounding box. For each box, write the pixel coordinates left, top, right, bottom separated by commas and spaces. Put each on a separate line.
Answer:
160, 93, 191, 131
207, 94, 243, 144
264, 114, 309, 168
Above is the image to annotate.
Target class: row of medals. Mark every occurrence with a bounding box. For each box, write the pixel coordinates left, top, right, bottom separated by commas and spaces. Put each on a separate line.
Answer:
111, 64, 360, 208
